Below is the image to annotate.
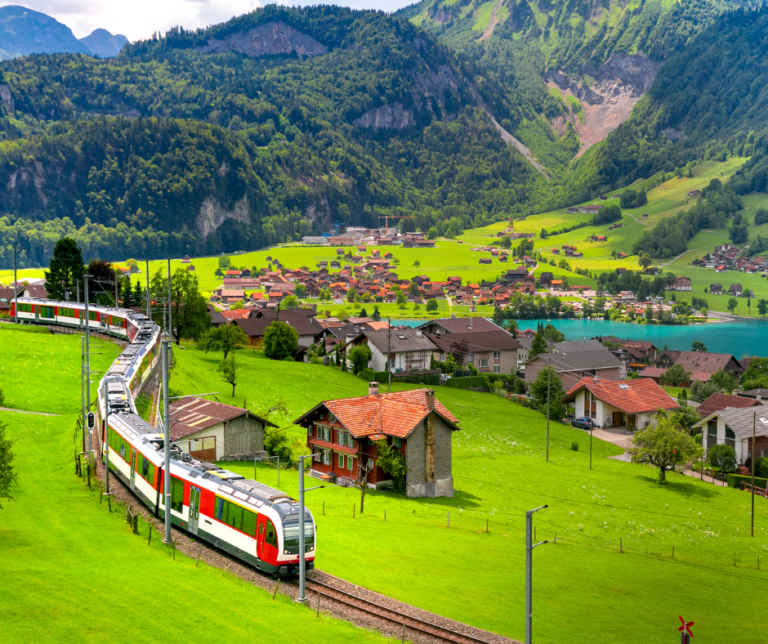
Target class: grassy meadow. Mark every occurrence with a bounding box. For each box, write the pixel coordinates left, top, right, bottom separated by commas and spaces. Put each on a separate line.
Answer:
170, 344, 768, 644
0, 329, 394, 644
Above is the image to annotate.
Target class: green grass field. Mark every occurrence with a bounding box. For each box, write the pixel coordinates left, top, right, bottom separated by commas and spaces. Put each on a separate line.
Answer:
0, 331, 393, 644
168, 344, 768, 644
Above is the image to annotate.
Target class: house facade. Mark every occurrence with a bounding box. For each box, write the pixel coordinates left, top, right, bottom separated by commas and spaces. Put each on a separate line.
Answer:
428, 330, 521, 374
523, 339, 624, 390
295, 385, 460, 498
694, 405, 768, 464
563, 377, 679, 429
364, 328, 436, 373
169, 398, 276, 461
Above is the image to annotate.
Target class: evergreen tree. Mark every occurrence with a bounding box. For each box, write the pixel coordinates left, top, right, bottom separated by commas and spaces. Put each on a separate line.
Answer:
530, 327, 549, 358
0, 416, 18, 509
44, 237, 85, 301
170, 269, 211, 344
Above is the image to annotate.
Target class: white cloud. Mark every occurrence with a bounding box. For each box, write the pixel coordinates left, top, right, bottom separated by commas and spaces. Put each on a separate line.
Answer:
3, 0, 416, 41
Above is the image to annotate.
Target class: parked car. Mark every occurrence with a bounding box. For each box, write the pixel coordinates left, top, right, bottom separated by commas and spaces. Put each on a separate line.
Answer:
571, 417, 594, 430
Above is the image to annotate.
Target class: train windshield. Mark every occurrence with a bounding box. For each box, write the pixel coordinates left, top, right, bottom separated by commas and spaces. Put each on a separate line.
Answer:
282, 515, 315, 549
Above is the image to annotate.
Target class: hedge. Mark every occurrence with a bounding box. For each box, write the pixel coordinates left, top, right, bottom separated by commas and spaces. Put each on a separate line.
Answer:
372, 371, 390, 384
726, 474, 768, 490
445, 376, 486, 389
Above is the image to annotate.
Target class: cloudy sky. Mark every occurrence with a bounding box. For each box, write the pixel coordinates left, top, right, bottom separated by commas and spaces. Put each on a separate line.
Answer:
4, 0, 416, 41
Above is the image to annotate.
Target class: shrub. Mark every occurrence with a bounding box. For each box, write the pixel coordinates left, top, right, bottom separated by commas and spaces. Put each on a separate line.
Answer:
754, 457, 768, 479
708, 444, 738, 473
359, 368, 375, 382
727, 473, 768, 490
445, 376, 486, 389
571, 441, 579, 451
263, 321, 299, 360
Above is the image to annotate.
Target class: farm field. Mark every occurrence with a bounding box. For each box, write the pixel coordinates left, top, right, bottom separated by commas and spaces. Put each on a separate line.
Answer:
0, 330, 393, 644
169, 344, 768, 644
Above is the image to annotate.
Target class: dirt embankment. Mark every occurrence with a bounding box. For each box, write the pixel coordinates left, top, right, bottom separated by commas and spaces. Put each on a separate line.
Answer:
547, 54, 662, 156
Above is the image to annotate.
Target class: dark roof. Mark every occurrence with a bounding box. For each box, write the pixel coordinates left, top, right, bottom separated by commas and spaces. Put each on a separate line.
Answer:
738, 389, 768, 400
419, 317, 504, 334
527, 346, 621, 372
237, 310, 323, 337
23, 284, 48, 299
552, 339, 606, 353
0, 287, 15, 309
169, 397, 276, 440
674, 351, 743, 375
364, 329, 436, 353
428, 330, 521, 354
697, 393, 760, 418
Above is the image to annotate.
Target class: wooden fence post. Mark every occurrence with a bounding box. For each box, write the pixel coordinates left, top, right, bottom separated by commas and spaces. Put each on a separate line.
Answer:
272, 579, 280, 600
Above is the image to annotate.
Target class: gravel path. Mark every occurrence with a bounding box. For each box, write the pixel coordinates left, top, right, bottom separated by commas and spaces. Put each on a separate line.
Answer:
0, 407, 61, 416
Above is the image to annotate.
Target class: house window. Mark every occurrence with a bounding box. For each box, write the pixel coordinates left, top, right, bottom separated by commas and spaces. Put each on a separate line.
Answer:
338, 453, 345, 469
347, 456, 354, 470
494, 351, 501, 359
479, 359, 489, 368
337, 431, 345, 445
725, 427, 736, 449
468, 353, 475, 363
392, 437, 401, 448
329, 413, 336, 423
323, 450, 330, 465
494, 365, 500, 373
346, 433, 354, 448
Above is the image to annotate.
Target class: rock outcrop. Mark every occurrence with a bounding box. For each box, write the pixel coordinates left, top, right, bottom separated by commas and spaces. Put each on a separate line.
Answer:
0, 84, 13, 112
197, 197, 251, 238
353, 102, 415, 130
548, 54, 663, 155
199, 22, 327, 58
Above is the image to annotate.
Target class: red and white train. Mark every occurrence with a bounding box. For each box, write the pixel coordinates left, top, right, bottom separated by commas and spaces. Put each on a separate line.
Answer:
11, 296, 316, 575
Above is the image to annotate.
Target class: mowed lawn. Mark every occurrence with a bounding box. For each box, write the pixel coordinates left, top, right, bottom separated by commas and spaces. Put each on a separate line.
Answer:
170, 346, 768, 644
0, 332, 393, 644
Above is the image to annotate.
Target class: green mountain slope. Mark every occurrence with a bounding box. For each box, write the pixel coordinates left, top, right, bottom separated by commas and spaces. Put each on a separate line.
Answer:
561, 8, 768, 202
0, 5, 547, 268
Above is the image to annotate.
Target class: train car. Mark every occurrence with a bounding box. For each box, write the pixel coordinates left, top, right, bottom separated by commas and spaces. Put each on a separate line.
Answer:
13, 294, 316, 576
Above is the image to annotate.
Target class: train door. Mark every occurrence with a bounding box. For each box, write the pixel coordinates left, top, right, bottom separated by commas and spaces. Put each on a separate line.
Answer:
34, 306, 39, 323
188, 486, 201, 534
256, 514, 267, 558
129, 451, 137, 491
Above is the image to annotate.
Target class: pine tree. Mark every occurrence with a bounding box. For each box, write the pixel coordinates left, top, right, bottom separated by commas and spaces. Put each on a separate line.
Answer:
0, 417, 18, 509
44, 238, 85, 301
530, 327, 549, 358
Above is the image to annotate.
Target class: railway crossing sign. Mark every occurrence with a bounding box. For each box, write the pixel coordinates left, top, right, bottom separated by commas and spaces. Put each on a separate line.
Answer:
87, 412, 96, 430
678, 615, 694, 643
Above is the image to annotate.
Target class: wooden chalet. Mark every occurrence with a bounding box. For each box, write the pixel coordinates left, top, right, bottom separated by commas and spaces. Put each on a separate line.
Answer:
295, 385, 460, 498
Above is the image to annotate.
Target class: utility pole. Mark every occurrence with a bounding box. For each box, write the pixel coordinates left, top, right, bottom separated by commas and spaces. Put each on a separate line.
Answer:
115, 270, 119, 308
167, 258, 173, 345
81, 336, 86, 453
590, 424, 593, 470
546, 355, 551, 462
145, 260, 151, 318
387, 318, 392, 392
84, 276, 91, 452
526, 505, 548, 644
105, 395, 111, 494
752, 410, 757, 537
162, 339, 172, 544
12, 242, 18, 325
296, 453, 323, 604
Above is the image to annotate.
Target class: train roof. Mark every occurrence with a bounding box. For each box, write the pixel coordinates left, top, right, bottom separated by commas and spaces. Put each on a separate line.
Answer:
17, 296, 145, 321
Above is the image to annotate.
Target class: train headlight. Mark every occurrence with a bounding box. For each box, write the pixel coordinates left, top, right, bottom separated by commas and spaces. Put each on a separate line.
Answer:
309, 546, 314, 551
284, 549, 288, 554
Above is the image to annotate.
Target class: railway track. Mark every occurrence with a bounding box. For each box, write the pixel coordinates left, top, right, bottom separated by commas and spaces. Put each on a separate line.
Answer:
304, 576, 501, 644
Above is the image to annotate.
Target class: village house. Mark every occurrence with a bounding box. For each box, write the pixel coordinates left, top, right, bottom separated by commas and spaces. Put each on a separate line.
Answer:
694, 402, 768, 465
415, 316, 506, 336
696, 392, 763, 418
642, 350, 745, 385
428, 330, 522, 374
169, 397, 276, 462
363, 328, 436, 373
295, 385, 460, 497
730, 283, 743, 296
675, 276, 692, 291
235, 310, 327, 349
523, 339, 624, 390
709, 284, 723, 295
562, 377, 679, 429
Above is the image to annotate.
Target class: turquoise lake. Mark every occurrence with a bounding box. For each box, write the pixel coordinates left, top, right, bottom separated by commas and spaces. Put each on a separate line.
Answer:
396, 318, 767, 357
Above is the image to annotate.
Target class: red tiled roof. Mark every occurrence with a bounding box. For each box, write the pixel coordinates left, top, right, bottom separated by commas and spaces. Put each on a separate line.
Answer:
296, 389, 460, 439
563, 377, 679, 415
220, 309, 251, 321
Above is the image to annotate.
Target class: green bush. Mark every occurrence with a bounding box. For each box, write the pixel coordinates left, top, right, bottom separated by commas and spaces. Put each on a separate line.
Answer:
359, 368, 375, 382
372, 371, 390, 384
445, 376, 486, 389
755, 457, 768, 479
395, 374, 441, 386
571, 441, 579, 451
727, 474, 768, 489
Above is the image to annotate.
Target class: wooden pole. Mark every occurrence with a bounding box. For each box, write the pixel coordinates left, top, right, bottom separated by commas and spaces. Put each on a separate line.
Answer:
620, 538, 623, 553
272, 579, 280, 600
148, 526, 152, 546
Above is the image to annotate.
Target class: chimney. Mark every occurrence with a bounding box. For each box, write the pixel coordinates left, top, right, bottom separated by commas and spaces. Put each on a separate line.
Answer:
416, 330, 422, 338
346, 334, 354, 343
758, 393, 763, 404
469, 317, 473, 330
369, 382, 379, 396
425, 388, 435, 410
436, 329, 441, 338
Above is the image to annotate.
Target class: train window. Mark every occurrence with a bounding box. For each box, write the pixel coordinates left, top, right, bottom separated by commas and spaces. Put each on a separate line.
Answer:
171, 478, 185, 513
40, 306, 54, 318
242, 508, 258, 536
282, 517, 314, 549
215, 497, 225, 521
227, 503, 243, 530
18, 303, 32, 313
265, 521, 278, 548
89, 311, 98, 321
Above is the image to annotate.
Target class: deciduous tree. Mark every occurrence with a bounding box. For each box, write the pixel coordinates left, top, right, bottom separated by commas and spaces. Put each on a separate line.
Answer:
263, 321, 299, 360
199, 324, 250, 359
0, 417, 18, 509
628, 412, 703, 483
217, 354, 239, 396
